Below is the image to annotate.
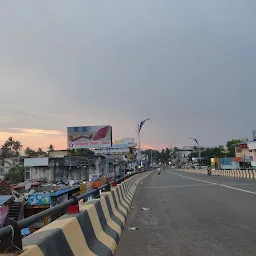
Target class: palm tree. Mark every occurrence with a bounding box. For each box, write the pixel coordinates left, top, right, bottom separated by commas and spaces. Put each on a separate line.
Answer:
24, 147, 36, 157
47, 144, 54, 152
12, 141, 23, 156
6, 137, 14, 148
24, 147, 31, 156
37, 147, 44, 156
0, 144, 11, 165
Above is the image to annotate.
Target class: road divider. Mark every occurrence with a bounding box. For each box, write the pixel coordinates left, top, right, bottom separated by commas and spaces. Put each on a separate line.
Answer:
177, 168, 256, 180
20, 171, 152, 256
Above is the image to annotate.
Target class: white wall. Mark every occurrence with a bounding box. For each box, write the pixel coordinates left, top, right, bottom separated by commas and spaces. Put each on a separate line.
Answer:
24, 158, 49, 167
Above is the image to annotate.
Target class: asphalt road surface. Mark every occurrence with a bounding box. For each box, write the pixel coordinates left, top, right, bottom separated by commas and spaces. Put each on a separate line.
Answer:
115, 169, 256, 256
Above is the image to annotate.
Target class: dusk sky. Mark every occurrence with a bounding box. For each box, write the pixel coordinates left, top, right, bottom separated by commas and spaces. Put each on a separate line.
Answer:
0, 1, 255, 151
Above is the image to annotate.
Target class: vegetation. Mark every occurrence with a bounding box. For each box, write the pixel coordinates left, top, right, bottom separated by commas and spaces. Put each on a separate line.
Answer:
226, 139, 243, 157
0, 137, 23, 165
142, 138, 246, 165
5, 165, 25, 184
47, 144, 55, 152
142, 148, 171, 164
1, 137, 23, 157
0, 136, 247, 167
67, 148, 95, 158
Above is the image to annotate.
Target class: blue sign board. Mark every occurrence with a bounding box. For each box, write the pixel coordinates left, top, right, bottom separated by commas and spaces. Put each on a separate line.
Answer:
28, 194, 51, 205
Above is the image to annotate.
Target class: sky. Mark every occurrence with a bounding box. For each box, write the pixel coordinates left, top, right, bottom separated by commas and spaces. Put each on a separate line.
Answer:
0, 1, 255, 151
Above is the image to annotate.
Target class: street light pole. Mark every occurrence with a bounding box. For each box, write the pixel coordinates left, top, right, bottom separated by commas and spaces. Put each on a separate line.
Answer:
138, 131, 141, 161
189, 137, 202, 168
136, 118, 150, 164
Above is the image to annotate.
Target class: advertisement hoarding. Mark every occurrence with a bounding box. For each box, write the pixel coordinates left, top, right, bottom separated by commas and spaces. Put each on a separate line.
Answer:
28, 194, 51, 205
67, 126, 112, 149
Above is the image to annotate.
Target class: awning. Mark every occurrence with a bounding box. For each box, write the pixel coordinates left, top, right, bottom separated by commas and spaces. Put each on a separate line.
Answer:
232, 156, 243, 162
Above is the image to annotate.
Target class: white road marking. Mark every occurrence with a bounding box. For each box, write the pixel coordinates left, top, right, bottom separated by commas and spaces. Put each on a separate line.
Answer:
171, 173, 217, 185
220, 184, 256, 195
148, 184, 215, 189
170, 172, 256, 195
222, 183, 256, 187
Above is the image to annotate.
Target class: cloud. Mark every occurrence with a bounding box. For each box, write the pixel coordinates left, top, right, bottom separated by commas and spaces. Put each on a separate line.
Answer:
0, 128, 66, 150
0, 131, 66, 150
9, 128, 64, 136
0, 1, 255, 148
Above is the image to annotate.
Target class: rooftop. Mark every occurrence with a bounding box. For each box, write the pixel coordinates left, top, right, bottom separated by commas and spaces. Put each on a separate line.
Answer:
0, 180, 13, 196
0, 195, 14, 206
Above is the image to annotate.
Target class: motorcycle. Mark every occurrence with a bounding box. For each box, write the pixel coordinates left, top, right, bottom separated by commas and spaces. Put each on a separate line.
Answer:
157, 168, 161, 175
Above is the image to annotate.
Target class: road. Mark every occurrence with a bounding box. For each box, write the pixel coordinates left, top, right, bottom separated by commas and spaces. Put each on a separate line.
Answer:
115, 169, 256, 256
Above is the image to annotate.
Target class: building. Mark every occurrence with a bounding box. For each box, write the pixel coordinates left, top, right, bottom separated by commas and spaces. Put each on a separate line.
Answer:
93, 137, 137, 172
0, 157, 22, 179
48, 150, 68, 158
247, 141, 256, 169
114, 138, 137, 148
233, 142, 254, 168
94, 137, 136, 158
23, 155, 121, 183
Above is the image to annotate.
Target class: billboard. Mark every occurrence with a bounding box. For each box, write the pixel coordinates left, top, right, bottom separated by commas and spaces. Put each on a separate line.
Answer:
28, 194, 51, 205
67, 125, 112, 149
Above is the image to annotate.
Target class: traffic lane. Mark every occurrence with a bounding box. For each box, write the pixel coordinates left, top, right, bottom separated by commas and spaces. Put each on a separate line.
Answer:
171, 169, 256, 193
116, 170, 256, 256
147, 169, 215, 188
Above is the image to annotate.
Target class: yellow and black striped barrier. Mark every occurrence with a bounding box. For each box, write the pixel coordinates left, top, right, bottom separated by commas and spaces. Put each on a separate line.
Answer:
178, 168, 256, 181
20, 171, 152, 256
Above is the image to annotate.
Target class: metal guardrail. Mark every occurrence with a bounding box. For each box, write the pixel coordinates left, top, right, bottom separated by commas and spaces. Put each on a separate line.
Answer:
0, 171, 140, 252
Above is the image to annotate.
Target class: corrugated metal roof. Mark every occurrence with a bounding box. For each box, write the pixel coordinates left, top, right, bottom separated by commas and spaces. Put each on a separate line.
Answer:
50, 187, 73, 197
0, 195, 14, 206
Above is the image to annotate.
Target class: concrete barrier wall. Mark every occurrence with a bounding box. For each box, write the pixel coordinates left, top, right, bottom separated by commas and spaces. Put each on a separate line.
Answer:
20, 171, 152, 256
177, 168, 256, 180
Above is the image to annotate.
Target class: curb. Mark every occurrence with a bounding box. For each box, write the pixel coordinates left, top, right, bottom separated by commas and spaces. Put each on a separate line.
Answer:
20, 171, 153, 256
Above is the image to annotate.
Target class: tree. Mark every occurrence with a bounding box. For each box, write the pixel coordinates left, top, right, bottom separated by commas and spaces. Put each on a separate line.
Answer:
159, 148, 171, 164
226, 139, 243, 157
1, 137, 23, 158
6, 137, 14, 148
67, 148, 95, 158
5, 165, 25, 184
48, 144, 55, 152
188, 145, 226, 165
1, 144, 11, 158
12, 141, 23, 156
37, 147, 46, 156
142, 149, 161, 164
24, 147, 37, 157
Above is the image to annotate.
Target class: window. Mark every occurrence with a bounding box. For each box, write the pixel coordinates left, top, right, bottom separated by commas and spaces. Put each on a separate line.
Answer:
25, 167, 31, 180
236, 147, 242, 153
249, 150, 252, 152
